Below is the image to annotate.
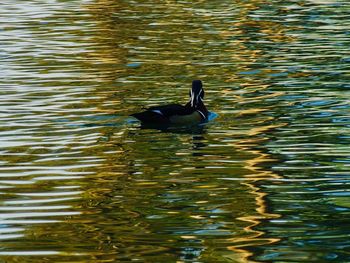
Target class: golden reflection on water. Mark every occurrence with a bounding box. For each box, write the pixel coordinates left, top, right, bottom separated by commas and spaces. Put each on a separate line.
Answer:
221, 132, 282, 263
84, 1, 290, 262
215, 2, 294, 255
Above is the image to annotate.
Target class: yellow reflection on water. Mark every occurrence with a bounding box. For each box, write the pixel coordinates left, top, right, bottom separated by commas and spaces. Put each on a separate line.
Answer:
224, 136, 282, 262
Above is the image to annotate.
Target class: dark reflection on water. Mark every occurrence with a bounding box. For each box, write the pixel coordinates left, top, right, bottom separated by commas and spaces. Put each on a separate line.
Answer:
1, 0, 350, 262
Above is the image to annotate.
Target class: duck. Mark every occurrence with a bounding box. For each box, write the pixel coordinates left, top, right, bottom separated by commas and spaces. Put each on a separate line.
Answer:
131, 80, 208, 125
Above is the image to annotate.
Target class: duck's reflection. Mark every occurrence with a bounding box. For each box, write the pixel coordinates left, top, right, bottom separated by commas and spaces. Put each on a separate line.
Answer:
138, 123, 206, 134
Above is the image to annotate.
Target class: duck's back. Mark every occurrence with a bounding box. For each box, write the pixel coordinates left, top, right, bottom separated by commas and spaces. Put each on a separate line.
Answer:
148, 104, 192, 117
131, 104, 193, 124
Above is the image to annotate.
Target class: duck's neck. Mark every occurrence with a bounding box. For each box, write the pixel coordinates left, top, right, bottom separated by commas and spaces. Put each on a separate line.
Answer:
185, 99, 208, 117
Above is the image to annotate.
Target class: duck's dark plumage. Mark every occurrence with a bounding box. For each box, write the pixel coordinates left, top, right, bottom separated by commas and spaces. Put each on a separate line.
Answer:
131, 80, 208, 125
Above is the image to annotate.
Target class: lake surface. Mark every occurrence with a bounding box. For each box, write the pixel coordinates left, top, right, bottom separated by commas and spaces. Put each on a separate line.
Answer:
1, 0, 350, 262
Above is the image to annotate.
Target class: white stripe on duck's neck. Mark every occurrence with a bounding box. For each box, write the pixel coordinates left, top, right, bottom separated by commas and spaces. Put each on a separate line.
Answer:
189, 89, 203, 108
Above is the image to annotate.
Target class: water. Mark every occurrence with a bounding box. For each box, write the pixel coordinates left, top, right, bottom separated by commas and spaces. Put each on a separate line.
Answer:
1, 0, 350, 262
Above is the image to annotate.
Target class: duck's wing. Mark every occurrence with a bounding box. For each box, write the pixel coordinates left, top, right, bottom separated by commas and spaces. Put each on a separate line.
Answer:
131, 110, 169, 124
147, 104, 192, 117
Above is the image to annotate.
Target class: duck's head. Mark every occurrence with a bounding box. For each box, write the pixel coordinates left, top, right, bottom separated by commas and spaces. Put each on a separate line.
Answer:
189, 80, 204, 108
